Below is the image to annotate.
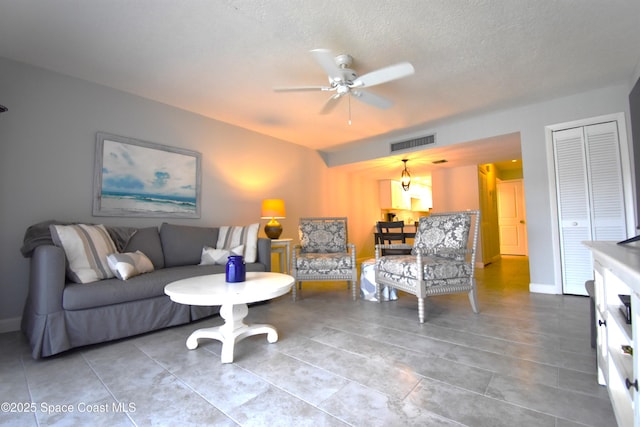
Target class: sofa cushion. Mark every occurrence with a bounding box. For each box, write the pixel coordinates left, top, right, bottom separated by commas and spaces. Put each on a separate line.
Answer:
63, 264, 223, 310
216, 224, 259, 263
107, 251, 155, 280
160, 223, 219, 267
123, 227, 165, 269
50, 224, 117, 283
199, 245, 244, 265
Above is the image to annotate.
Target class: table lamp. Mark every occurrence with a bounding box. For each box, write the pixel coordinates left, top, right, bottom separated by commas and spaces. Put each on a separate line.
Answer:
261, 199, 286, 239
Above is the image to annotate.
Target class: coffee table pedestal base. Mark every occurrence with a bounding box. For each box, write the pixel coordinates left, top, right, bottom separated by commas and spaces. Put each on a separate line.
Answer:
185, 302, 278, 363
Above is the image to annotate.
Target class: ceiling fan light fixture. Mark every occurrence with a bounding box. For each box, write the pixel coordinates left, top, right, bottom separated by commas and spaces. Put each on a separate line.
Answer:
401, 159, 411, 191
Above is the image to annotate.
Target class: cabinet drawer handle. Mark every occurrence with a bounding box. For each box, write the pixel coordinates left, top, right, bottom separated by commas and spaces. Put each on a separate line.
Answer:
626, 378, 638, 391
598, 319, 606, 326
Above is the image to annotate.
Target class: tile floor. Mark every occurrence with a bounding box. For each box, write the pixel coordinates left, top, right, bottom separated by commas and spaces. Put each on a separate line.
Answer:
0, 256, 616, 426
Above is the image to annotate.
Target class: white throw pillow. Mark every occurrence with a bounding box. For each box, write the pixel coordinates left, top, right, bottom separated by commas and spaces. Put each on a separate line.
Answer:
50, 224, 117, 283
107, 251, 155, 280
199, 245, 244, 265
216, 223, 259, 263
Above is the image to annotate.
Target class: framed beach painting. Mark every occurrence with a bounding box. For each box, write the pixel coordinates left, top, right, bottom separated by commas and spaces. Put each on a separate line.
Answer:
93, 132, 201, 218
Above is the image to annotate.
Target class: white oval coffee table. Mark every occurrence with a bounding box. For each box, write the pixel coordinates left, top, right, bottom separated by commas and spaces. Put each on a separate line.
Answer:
165, 272, 294, 363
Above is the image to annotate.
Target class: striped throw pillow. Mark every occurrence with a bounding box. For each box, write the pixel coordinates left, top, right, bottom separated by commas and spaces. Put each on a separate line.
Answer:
216, 223, 259, 263
199, 245, 244, 265
50, 224, 117, 283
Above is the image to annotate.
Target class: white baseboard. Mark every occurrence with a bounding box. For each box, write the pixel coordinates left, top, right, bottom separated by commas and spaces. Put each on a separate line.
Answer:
529, 282, 561, 294
0, 317, 21, 333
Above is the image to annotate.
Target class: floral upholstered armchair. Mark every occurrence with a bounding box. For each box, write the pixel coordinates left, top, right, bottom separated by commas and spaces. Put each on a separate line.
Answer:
374, 210, 480, 323
291, 217, 357, 301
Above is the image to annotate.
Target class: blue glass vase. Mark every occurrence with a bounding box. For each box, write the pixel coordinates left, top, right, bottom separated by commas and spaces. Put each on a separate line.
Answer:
225, 255, 246, 283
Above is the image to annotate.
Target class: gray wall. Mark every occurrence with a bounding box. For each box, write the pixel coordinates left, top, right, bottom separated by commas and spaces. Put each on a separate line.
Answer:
324, 84, 634, 294
1, 55, 636, 330
0, 58, 343, 329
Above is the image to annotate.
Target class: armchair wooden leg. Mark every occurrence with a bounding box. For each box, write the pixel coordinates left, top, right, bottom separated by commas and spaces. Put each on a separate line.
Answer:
418, 297, 425, 323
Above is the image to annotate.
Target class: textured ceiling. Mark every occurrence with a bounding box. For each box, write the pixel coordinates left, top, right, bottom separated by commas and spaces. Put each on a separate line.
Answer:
1, 0, 640, 177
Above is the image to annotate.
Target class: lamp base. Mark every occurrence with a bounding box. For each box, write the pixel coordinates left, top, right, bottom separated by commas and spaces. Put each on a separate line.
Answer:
264, 220, 282, 239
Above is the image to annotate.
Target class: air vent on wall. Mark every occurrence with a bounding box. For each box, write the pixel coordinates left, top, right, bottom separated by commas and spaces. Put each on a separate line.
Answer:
390, 133, 436, 153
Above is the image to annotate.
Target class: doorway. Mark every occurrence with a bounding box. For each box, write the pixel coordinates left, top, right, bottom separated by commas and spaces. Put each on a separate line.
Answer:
497, 179, 528, 255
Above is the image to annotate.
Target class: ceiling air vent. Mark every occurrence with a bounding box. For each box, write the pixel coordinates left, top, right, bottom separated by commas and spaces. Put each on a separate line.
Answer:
390, 134, 436, 153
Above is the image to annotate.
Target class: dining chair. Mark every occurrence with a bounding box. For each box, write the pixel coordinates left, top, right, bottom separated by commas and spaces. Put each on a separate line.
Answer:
376, 220, 412, 256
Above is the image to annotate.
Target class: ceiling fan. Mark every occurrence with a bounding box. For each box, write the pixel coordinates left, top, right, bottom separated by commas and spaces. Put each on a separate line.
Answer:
274, 49, 415, 122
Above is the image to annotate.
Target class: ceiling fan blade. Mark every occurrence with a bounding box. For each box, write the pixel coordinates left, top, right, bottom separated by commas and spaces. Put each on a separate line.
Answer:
352, 62, 415, 88
320, 93, 342, 115
274, 85, 331, 92
352, 90, 393, 109
310, 48, 343, 82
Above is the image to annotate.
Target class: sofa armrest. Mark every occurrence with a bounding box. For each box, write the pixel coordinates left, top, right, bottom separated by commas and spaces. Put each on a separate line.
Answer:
256, 238, 271, 272
28, 245, 66, 314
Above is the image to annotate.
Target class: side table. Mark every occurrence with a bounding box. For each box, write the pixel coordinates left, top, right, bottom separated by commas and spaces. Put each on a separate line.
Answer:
360, 258, 398, 301
271, 238, 292, 274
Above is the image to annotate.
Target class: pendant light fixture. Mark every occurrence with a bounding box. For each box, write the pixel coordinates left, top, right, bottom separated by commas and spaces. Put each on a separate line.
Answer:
401, 159, 411, 191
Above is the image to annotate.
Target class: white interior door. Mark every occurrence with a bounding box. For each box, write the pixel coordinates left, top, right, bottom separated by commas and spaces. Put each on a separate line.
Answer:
497, 179, 528, 255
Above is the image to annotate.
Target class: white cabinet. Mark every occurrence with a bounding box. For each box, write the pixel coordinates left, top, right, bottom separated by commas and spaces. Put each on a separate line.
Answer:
379, 180, 410, 210
552, 120, 629, 295
586, 241, 640, 427
379, 180, 433, 211
409, 183, 433, 211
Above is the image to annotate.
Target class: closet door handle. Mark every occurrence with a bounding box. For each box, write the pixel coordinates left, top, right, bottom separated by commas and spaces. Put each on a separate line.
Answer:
626, 378, 638, 391
598, 319, 606, 326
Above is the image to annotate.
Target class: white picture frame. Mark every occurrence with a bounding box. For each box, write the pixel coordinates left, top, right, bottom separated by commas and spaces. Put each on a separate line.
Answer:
93, 132, 201, 218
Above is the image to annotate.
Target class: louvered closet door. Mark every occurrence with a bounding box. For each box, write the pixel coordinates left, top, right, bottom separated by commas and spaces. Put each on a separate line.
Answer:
585, 122, 627, 240
553, 127, 593, 295
553, 121, 627, 295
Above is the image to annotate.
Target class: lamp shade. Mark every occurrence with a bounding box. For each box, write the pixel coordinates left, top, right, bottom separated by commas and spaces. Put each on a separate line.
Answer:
261, 199, 286, 219
261, 199, 286, 239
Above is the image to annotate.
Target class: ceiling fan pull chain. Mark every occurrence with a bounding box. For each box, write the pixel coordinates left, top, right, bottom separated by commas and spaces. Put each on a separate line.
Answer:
348, 95, 352, 125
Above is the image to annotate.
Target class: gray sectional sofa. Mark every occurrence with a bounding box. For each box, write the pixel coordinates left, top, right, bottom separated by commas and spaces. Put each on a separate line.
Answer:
21, 222, 271, 359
